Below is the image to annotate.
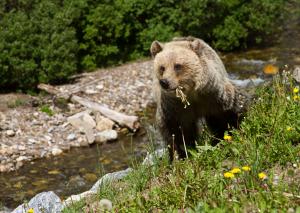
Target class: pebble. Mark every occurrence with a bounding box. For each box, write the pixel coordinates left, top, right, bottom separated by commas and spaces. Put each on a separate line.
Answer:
67, 133, 76, 141
6, 130, 15, 137
51, 147, 63, 156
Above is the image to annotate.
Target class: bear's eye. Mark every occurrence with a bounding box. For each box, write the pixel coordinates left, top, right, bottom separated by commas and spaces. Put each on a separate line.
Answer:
159, 66, 165, 74
174, 63, 182, 72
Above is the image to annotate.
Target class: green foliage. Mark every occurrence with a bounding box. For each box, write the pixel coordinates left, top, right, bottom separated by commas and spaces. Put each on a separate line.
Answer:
40, 104, 54, 116
0, 0, 285, 90
0, 0, 79, 89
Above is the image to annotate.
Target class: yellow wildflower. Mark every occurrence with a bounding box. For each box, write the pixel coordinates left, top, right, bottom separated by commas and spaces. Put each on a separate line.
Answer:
230, 167, 241, 174
293, 87, 299, 94
224, 172, 235, 178
223, 135, 232, 141
258, 172, 267, 180
286, 126, 293, 131
293, 95, 299, 101
27, 208, 34, 213
242, 166, 251, 171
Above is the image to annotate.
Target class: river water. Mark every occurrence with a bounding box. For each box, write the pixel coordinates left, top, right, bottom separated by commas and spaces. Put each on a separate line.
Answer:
1, 3, 299, 210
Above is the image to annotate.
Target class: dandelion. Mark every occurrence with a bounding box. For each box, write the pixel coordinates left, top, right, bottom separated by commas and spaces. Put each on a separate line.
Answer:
224, 172, 235, 178
293, 87, 299, 94
242, 166, 251, 171
286, 126, 293, 131
258, 172, 267, 180
293, 95, 299, 101
230, 167, 241, 174
223, 135, 232, 141
27, 208, 34, 213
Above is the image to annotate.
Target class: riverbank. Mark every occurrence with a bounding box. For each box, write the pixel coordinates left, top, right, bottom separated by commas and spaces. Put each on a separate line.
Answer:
0, 60, 154, 173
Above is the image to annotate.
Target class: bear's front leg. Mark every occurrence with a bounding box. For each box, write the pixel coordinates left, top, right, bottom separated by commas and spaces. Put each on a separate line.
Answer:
158, 110, 198, 161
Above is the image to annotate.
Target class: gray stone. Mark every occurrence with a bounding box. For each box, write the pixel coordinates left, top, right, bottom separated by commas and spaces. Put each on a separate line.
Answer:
67, 111, 96, 131
12, 191, 63, 213
95, 130, 118, 144
293, 66, 300, 83
68, 111, 96, 144
90, 168, 133, 192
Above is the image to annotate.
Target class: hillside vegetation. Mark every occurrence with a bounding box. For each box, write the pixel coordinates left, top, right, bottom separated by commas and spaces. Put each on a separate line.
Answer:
64, 72, 300, 212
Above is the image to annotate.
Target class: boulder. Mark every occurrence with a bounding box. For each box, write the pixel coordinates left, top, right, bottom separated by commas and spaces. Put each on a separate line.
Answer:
90, 168, 133, 193
67, 111, 96, 131
12, 191, 63, 213
67, 111, 96, 144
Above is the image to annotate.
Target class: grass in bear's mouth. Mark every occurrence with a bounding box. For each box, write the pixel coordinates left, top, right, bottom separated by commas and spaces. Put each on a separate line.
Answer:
176, 86, 190, 108
63, 73, 300, 212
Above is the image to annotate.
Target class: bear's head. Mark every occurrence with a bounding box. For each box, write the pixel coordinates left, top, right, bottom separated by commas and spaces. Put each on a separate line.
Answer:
150, 39, 208, 97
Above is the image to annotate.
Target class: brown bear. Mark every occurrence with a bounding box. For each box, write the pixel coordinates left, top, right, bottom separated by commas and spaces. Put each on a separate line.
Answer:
150, 37, 248, 161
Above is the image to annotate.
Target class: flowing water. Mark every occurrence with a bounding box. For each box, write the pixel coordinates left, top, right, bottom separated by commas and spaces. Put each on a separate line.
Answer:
1, 3, 299, 210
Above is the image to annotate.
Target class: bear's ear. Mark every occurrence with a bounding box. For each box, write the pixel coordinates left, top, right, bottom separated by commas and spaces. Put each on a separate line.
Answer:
189, 39, 203, 56
150, 41, 163, 57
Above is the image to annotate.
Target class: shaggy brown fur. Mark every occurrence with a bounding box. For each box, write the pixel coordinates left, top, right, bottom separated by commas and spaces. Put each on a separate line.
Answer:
150, 37, 248, 161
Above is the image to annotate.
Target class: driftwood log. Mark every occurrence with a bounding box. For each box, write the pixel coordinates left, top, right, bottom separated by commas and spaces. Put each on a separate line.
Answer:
71, 95, 140, 131
37, 83, 140, 131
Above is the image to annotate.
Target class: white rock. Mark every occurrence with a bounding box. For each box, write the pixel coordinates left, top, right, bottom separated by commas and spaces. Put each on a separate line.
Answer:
16, 156, 28, 162
95, 130, 118, 144
96, 84, 104, 90
51, 147, 63, 156
85, 89, 98, 94
62, 191, 96, 207
18, 145, 26, 151
6, 130, 15, 137
67, 133, 76, 141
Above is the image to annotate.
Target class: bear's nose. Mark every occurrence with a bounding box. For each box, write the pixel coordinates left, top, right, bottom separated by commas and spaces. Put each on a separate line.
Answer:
159, 79, 169, 89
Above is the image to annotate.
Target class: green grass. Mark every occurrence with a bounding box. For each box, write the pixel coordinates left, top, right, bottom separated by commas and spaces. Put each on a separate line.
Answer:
64, 74, 300, 212
40, 104, 54, 116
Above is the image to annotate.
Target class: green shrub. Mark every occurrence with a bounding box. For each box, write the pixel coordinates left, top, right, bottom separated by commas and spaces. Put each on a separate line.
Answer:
0, 0, 286, 90
0, 0, 78, 89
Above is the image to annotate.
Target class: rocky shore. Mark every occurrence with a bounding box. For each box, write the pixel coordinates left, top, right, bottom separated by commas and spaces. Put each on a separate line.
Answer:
0, 60, 154, 173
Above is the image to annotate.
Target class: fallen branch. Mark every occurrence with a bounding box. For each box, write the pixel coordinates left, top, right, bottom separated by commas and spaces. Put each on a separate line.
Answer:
37, 83, 71, 100
71, 95, 140, 131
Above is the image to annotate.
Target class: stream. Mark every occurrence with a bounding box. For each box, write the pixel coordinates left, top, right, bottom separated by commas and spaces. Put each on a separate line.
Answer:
1, 3, 299, 210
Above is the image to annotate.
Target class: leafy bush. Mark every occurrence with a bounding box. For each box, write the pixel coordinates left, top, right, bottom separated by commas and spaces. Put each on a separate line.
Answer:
0, 0, 285, 90
0, 0, 79, 89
